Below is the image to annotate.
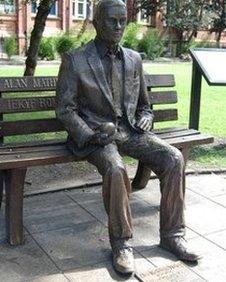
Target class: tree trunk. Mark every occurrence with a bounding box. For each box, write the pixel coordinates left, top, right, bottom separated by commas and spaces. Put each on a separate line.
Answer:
24, 0, 57, 76
216, 30, 222, 47
127, 0, 137, 23
176, 29, 183, 57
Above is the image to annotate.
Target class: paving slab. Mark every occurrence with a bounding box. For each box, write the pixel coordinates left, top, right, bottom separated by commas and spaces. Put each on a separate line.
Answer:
186, 173, 226, 198
24, 274, 69, 282
186, 236, 226, 282
23, 192, 95, 234
205, 229, 226, 250
212, 194, 226, 207
32, 221, 110, 271
131, 201, 160, 251
66, 188, 108, 225
65, 253, 155, 282
185, 189, 226, 235
131, 178, 160, 207
0, 235, 59, 282
138, 245, 179, 268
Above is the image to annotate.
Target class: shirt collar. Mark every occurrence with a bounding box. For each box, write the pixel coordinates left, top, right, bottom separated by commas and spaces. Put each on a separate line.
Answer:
94, 37, 122, 59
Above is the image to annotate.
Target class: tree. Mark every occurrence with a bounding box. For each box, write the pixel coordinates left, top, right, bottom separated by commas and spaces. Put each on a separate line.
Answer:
208, 0, 226, 44
136, 0, 212, 55
24, 0, 57, 76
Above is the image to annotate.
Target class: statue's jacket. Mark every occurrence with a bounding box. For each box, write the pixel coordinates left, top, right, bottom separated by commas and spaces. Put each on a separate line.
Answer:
56, 40, 153, 158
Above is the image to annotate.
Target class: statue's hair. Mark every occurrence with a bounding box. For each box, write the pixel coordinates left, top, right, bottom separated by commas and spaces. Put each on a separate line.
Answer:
93, 0, 126, 23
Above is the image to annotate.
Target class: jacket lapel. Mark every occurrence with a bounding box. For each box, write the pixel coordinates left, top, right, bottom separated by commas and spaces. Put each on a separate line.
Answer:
85, 41, 114, 111
122, 48, 135, 114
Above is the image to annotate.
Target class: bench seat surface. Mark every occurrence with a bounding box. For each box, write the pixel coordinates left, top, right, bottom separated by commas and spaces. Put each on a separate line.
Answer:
0, 128, 214, 170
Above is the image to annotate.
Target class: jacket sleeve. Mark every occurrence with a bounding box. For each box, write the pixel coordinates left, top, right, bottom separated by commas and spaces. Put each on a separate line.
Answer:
135, 54, 154, 121
55, 52, 94, 148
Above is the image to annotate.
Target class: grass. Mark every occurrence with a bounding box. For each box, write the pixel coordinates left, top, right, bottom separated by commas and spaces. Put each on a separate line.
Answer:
0, 62, 225, 168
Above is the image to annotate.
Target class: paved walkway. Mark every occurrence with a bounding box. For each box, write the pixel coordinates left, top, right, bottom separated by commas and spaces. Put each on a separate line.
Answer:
0, 173, 226, 282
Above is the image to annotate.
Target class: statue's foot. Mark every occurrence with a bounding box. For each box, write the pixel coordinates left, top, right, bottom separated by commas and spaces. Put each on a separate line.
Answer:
111, 238, 134, 275
160, 236, 202, 262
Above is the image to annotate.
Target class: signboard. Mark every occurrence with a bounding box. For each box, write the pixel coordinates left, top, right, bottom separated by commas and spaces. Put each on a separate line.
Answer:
190, 48, 226, 86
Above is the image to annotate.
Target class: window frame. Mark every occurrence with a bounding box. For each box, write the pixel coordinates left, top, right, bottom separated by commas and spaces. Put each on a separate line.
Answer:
72, 0, 88, 21
137, 9, 151, 25
0, 0, 16, 14
31, 0, 58, 18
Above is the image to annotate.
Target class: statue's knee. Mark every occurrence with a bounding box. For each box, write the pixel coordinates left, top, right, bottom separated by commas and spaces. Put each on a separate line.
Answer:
108, 164, 127, 177
170, 149, 184, 169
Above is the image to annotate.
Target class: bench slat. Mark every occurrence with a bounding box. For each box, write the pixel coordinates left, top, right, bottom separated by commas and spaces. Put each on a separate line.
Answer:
0, 96, 56, 114
0, 75, 174, 92
153, 127, 186, 134
0, 110, 178, 137
0, 149, 76, 170
0, 76, 57, 92
153, 109, 178, 122
156, 129, 199, 139
164, 134, 214, 147
0, 118, 64, 136
149, 91, 177, 105
145, 74, 175, 88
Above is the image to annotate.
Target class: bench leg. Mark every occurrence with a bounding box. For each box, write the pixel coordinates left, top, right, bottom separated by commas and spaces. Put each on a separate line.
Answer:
5, 168, 27, 246
0, 171, 4, 210
132, 161, 152, 191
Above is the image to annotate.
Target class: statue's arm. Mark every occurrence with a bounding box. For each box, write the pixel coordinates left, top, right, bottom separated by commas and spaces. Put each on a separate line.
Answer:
55, 53, 94, 148
135, 55, 154, 131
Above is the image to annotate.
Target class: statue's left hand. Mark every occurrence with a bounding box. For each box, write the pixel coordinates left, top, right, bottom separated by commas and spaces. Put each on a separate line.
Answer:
136, 116, 153, 132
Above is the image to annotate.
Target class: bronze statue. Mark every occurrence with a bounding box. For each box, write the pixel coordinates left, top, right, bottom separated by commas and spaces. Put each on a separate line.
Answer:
56, 0, 200, 275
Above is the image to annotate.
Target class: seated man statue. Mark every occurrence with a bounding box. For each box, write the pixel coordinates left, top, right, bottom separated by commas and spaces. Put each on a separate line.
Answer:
56, 0, 200, 275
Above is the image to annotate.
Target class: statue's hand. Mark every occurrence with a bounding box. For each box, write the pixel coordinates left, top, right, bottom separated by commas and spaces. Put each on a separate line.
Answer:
88, 122, 116, 147
89, 132, 114, 146
136, 116, 153, 132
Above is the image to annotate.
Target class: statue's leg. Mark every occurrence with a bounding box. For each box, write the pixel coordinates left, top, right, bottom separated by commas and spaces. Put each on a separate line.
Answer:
119, 132, 186, 239
131, 161, 152, 191
87, 143, 132, 239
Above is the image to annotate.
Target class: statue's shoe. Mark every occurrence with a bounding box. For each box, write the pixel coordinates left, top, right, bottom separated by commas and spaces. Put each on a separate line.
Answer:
160, 236, 202, 262
112, 246, 134, 274
111, 238, 134, 275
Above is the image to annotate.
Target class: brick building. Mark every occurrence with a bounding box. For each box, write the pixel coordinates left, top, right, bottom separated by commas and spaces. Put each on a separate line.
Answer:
0, 0, 95, 55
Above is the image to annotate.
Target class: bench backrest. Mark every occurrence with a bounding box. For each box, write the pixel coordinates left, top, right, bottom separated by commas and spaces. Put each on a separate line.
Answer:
0, 74, 177, 145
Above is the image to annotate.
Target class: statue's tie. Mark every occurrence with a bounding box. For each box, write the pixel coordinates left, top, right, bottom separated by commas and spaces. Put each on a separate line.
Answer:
109, 54, 122, 117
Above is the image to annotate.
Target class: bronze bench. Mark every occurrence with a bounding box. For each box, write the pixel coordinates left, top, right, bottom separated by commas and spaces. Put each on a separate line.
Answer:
0, 74, 214, 246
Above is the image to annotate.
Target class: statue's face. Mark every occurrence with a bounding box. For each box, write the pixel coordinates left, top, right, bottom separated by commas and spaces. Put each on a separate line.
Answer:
95, 4, 127, 45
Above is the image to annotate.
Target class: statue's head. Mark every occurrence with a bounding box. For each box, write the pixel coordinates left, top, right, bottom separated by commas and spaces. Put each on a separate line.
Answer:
93, 0, 127, 46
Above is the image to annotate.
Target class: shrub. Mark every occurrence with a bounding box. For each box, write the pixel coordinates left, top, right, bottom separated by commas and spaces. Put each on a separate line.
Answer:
181, 39, 218, 55
138, 29, 165, 60
121, 23, 141, 50
4, 36, 17, 59
38, 37, 56, 60
55, 34, 77, 56
77, 30, 96, 47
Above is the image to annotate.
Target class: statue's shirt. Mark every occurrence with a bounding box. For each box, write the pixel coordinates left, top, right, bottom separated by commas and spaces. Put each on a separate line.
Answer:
94, 38, 124, 118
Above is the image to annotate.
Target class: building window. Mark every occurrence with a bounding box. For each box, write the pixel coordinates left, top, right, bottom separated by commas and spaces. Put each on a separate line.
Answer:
72, 0, 93, 20
0, 0, 15, 14
31, 0, 58, 17
137, 9, 151, 25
